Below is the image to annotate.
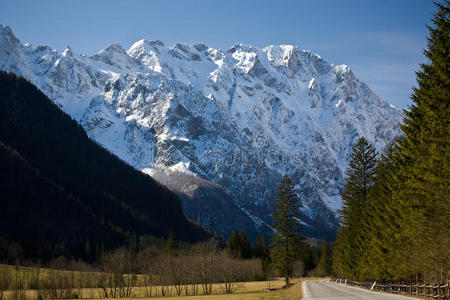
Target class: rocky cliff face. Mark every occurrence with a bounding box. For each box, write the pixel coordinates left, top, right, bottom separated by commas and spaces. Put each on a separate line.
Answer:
0, 25, 402, 240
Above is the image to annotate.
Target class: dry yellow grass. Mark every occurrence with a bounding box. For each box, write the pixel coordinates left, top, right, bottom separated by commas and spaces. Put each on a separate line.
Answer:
137, 278, 322, 300
1, 263, 322, 300
1, 278, 322, 300
2, 279, 287, 300
73, 279, 287, 299
119, 280, 290, 300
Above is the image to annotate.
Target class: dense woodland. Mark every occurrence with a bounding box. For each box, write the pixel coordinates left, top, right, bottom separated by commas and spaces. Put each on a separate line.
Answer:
0, 71, 214, 263
333, 2, 449, 283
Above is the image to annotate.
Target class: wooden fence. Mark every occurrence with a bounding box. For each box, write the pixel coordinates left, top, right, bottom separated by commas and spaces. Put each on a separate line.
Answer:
333, 278, 450, 299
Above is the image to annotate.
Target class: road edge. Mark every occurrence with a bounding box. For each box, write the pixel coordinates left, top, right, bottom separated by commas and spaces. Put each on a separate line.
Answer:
329, 280, 422, 299
302, 279, 314, 300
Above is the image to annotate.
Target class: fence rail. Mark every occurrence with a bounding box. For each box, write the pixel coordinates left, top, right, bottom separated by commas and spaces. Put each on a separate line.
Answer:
333, 278, 450, 299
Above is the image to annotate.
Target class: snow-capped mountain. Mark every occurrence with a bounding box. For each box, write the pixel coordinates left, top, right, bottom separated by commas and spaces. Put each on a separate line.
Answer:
0, 25, 402, 239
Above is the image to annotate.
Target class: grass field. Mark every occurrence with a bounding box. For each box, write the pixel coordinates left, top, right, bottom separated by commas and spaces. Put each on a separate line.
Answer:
127, 278, 316, 300
1, 278, 318, 300
0, 264, 319, 300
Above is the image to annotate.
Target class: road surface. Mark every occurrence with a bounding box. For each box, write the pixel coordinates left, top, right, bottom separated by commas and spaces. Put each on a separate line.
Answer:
303, 280, 417, 300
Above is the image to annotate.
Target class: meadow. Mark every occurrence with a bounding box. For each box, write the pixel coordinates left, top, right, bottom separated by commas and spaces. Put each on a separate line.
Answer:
0, 264, 317, 300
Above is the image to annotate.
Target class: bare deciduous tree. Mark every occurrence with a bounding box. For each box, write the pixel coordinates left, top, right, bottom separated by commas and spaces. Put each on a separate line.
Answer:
98, 247, 136, 298
0, 267, 10, 300
137, 246, 158, 297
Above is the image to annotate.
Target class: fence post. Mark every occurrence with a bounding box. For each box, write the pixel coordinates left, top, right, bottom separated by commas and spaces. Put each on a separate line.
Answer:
447, 280, 449, 300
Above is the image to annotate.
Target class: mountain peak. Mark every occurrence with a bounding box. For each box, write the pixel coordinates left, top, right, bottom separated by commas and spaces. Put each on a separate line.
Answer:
228, 43, 259, 54
62, 46, 73, 57
335, 64, 351, 73
0, 25, 16, 39
0, 25, 21, 51
90, 43, 136, 69
128, 39, 166, 53
101, 43, 127, 53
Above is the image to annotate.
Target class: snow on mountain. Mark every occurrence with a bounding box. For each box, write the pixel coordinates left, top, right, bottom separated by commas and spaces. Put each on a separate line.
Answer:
0, 25, 402, 239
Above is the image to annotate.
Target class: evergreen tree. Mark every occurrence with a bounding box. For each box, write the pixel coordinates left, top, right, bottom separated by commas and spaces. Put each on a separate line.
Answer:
393, 1, 450, 281
333, 137, 377, 279
226, 229, 251, 259
358, 144, 401, 280
271, 175, 302, 285
253, 235, 270, 260
166, 231, 176, 255
226, 229, 240, 258
253, 235, 272, 277
316, 238, 331, 276
238, 231, 252, 259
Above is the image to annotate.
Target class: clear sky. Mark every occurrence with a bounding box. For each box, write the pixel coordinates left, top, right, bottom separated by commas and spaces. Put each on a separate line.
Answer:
0, 0, 436, 108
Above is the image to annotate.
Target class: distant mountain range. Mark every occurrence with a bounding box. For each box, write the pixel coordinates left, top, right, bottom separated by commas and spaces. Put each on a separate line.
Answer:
0, 25, 402, 240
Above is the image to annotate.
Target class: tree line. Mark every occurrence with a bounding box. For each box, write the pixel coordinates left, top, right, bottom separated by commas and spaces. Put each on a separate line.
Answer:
333, 1, 449, 283
0, 232, 332, 300
0, 239, 261, 299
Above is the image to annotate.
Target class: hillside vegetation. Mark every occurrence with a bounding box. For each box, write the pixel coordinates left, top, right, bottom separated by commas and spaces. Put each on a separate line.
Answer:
0, 71, 213, 262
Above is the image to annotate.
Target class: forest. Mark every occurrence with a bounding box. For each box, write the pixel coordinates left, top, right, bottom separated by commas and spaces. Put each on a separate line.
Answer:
332, 1, 449, 283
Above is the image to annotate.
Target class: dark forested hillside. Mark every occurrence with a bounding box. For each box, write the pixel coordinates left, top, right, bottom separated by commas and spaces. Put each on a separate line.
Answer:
0, 71, 212, 262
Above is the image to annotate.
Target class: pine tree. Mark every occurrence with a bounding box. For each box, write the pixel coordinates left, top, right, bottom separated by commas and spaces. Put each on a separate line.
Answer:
333, 137, 377, 279
238, 231, 252, 259
358, 144, 401, 280
166, 231, 176, 255
226, 230, 252, 259
271, 175, 302, 285
253, 235, 270, 260
316, 238, 331, 276
226, 229, 240, 258
253, 235, 272, 277
393, 1, 450, 281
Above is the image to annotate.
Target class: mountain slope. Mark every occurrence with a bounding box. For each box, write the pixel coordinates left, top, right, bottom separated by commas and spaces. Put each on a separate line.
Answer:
0, 71, 212, 261
0, 25, 403, 239
0, 139, 123, 261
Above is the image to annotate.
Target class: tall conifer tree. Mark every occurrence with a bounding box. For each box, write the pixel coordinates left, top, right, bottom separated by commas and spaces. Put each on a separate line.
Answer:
333, 137, 377, 279
271, 175, 302, 285
359, 144, 401, 280
316, 238, 331, 276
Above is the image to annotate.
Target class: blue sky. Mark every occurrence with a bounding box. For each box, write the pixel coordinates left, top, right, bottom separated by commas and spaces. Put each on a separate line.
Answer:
0, 0, 436, 108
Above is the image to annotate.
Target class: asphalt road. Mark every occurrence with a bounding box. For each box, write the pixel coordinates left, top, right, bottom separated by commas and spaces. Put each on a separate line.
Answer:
303, 280, 417, 300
